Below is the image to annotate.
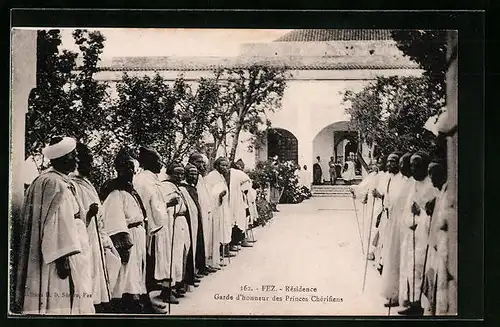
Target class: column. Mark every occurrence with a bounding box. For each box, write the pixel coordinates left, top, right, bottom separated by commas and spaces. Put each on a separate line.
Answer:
10, 28, 37, 309
445, 30, 458, 316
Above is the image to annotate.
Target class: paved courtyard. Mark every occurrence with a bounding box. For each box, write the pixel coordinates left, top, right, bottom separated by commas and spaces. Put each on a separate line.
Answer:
169, 196, 398, 316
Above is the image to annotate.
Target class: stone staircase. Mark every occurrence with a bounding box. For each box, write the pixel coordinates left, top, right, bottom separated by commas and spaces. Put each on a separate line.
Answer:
311, 177, 363, 197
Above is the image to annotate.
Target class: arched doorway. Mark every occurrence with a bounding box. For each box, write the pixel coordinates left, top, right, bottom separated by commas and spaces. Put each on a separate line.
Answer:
267, 128, 298, 164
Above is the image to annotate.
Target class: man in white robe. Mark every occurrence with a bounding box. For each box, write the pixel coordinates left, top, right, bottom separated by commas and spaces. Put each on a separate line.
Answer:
231, 159, 253, 248
71, 142, 115, 312
374, 152, 404, 274
133, 147, 179, 307
342, 153, 356, 185
372, 157, 392, 271
300, 165, 312, 189
421, 159, 449, 315
14, 136, 94, 315
379, 152, 414, 308
188, 153, 219, 272
247, 184, 259, 229
100, 149, 149, 314
181, 164, 213, 279
398, 152, 438, 316
205, 157, 233, 260
161, 162, 200, 294
351, 162, 380, 259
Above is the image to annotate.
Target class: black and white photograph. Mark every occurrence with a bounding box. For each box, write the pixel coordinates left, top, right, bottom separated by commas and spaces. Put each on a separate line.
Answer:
9, 19, 465, 317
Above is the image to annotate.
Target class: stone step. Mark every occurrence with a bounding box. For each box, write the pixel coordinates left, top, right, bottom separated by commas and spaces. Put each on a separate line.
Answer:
312, 193, 352, 197
311, 184, 354, 197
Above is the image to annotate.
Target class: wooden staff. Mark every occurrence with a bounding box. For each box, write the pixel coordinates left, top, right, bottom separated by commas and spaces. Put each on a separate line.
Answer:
167, 200, 178, 315
362, 202, 366, 253
92, 213, 112, 304
362, 197, 376, 292
351, 195, 364, 255
412, 212, 416, 304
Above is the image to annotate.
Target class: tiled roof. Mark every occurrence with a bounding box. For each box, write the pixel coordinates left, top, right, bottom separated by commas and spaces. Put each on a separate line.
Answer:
274, 29, 394, 42
96, 55, 419, 72
98, 63, 418, 72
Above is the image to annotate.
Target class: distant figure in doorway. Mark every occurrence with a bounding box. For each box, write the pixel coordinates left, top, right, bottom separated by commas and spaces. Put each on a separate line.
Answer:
300, 165, 312, 189
269, 156, 283, 212
342, 153, 356, 185
329, 156, 337, 185
313, 156, 323, 185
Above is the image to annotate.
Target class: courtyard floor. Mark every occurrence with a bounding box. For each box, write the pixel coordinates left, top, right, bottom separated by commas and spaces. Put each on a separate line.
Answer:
168, 196, 402, 316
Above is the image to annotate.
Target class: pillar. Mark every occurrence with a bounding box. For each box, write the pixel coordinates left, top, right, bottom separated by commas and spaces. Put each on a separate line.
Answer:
9, 28, 37, 311
445, 30, 458, 316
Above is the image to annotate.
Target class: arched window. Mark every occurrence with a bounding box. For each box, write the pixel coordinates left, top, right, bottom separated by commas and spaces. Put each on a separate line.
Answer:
267, 128, 298, 163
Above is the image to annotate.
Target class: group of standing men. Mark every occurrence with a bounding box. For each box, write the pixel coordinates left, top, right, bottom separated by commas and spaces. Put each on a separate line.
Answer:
312, 153, 357, 185
352, 151, 456, 316
12, 136, 264, 315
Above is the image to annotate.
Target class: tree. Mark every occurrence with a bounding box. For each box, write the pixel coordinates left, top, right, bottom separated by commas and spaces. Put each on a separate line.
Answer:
343, 76, 443, 158
206, 65, 289, 163
391, 30, 448, 101
26, 30, 109, 163
26, 30, 78, 157
113, 73, 220, 166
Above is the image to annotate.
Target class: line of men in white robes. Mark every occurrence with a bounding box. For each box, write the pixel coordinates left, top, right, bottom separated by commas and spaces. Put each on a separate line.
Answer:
12, 136, 263, 315
351, 151, 456, 316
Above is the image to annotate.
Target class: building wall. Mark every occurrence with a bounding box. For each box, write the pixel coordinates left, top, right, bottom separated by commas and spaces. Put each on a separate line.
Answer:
95, 66, 422, 172
266, 78, 370, 174
240, 40, 410, 59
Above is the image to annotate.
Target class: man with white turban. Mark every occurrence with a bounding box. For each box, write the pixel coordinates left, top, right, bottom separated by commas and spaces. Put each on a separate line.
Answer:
14, 136, 94, 314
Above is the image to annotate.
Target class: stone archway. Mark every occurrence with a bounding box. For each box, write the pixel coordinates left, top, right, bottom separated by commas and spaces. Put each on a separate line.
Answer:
267, 128, 299, 164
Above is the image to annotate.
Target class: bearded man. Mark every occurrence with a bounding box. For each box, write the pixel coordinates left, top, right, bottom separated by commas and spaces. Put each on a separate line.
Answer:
161, 162, 200, 295
421, 159, 449, 315
100, 149, 149, 314
379, 152, 413, 308
188, 153, 220, 272
181, 163, 214, 278
15, 136, 94, 314
71, 142, 114, 312
204, 157, 233, 260
133, 147, 179, 308
398, 152, 438, 316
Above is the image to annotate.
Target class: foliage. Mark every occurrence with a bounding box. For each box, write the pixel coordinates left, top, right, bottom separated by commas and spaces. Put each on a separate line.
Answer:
343, 76, 443, 159
26, 29, 112, 187
25, 31, 290, 189
207, 65, 289, 163
248, 160, 305, 204
391, 30, 447, 101
112, 73, 220, 166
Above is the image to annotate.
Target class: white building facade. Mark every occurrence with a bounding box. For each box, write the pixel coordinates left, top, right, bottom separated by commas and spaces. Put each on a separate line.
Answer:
93, 30, 422, 181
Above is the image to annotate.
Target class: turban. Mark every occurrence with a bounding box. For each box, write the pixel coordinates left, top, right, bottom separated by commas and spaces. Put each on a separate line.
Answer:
412, 151, 431, 166
42, 137, 76, 160
400, 152, 413, 162
430, 156, 446, 165
166, 161, 184, 175
390, 151, 404, 158
214, 156, 228, 168
201, 154, 209, 163
188, 152, 204, 164
184, 162, 198, 173
138, 146, 161, 165
76, 142, 92, 161
114, 148, 134, 169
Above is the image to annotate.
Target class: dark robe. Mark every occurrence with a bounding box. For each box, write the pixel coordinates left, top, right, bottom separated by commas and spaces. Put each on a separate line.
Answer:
175, 185, 196, 286
313, 163, 322, 185
182, 183, 207, 272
